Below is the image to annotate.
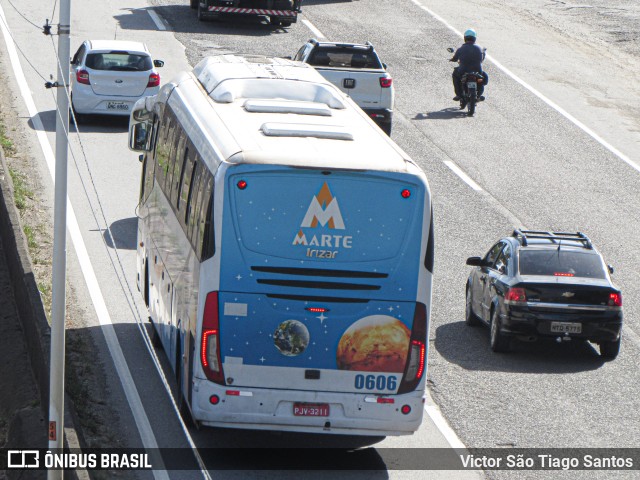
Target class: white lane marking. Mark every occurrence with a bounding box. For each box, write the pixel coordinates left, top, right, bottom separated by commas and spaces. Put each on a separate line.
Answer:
444, 161, 483, 191
409, 0, 640, 175
148, 9, 167, 31
302, 18, 326, 39
0, 7, 169, 479
424, 404, 466, 449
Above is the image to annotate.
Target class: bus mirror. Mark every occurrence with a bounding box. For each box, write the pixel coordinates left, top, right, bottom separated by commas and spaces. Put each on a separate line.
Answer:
129, 121, 152, 152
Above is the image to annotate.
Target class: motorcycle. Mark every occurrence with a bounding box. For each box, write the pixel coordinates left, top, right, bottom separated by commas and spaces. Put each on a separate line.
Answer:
447, 47, 486, 117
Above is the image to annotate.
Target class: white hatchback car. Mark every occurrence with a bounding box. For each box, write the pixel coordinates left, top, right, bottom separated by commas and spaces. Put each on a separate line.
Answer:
70, 40, 163, 121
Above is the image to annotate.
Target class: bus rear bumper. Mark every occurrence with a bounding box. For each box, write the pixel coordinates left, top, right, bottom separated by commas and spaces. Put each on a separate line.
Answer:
191, 378, 425, 436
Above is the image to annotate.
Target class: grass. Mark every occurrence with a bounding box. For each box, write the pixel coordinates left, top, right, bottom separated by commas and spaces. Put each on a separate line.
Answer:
8, 167, 34, 211
0, 121, 15, 156
23, 225, 37, 249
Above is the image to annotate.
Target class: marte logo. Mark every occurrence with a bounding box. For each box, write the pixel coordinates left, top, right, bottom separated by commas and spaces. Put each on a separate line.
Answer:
293, 182, 352, 258
300, 182, 345, 230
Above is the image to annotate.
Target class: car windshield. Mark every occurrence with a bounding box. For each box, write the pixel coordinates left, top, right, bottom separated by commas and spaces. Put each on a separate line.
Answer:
86, 52, 152, 71
308, 48, 382, 69
519, 250, 606, 279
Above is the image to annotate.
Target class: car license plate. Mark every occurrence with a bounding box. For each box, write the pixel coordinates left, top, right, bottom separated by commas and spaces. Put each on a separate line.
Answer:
293, 403, 329, 417
107, 101, 129, 111
550, 322, 582, 334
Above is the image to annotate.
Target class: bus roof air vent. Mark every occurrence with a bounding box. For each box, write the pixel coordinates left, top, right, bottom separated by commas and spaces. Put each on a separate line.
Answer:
211, 79, 346, 109
244, 99, 333, 116
261, 122, 353, 140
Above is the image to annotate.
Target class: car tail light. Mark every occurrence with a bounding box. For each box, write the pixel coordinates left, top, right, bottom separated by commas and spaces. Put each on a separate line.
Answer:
76, 69, 90, 85
147, 73, 160, 88
397, 303, 427, 394
505, 287, 527, 304
201, 292, 225, 384
609, 292, 622, 307
379, 76, 393, 88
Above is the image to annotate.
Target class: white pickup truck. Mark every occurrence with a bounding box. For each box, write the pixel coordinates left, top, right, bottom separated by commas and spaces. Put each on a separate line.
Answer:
294, 39, 394, 135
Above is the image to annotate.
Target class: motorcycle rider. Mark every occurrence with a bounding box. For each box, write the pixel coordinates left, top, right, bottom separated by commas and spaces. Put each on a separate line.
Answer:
450, 29, 488, 102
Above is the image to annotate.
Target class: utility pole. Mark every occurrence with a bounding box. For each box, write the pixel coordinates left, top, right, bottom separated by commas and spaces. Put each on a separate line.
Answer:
48, 0, 71, 477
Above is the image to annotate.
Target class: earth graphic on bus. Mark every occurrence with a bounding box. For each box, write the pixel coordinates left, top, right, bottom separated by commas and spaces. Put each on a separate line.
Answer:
337, 315, 410, 372
273, 320, 310, 356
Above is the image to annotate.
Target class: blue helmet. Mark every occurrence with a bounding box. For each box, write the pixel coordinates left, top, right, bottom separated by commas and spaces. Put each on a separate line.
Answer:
464, 29, 477, 39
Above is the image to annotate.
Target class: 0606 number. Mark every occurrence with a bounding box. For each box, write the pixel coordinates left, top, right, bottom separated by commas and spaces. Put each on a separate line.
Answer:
354, 374, 397, 391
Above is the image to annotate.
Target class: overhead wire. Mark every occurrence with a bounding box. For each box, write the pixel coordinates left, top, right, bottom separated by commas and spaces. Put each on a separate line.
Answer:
50, 0, 58, 24
47, 35, 213, 480
6, 0, 41, 30
0, 11, 48, 82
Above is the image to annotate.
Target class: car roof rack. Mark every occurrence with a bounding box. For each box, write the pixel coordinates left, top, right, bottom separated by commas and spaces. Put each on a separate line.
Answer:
512, 229, 593, 249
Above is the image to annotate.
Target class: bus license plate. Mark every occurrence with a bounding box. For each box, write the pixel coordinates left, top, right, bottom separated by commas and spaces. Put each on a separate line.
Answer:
550, 322, 582, 334
293, 403, 329, 417
107, 101, 129, 111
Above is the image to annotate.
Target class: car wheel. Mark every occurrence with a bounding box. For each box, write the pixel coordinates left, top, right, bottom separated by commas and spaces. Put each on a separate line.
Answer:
197, 3, 205, 21
465, 286, 481, 326
490, 308, 509, 353
190, 0, 198, 9
599, 337, 620, 360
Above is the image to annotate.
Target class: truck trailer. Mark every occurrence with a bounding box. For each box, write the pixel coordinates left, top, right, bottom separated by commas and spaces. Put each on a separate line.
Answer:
191, 0, 302, 27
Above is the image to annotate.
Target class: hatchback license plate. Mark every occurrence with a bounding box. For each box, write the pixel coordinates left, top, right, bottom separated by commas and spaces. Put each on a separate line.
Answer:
550, 322, 582, 334
293, 403, 329, 417
107, 101, 129, 111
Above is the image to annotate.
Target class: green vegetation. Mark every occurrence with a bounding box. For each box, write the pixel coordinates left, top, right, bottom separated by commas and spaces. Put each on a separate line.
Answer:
8, 167, 34, 211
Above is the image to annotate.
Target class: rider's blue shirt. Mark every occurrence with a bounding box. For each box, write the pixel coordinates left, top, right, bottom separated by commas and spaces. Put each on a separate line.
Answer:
452, 42, 485, 73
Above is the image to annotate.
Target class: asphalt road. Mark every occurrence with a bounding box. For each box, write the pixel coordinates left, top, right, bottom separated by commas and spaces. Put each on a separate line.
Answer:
1, 0, 639, 479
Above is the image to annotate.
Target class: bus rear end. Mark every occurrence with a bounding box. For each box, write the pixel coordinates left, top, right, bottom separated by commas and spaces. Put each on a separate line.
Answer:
192, 164, 433, 436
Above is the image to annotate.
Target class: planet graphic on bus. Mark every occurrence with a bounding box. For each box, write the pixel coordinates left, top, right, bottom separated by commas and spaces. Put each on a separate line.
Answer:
337, 315, 410, 372
273, 320, 310, 356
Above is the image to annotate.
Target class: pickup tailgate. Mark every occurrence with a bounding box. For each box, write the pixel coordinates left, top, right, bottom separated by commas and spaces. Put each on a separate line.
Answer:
315, 67, 384, 109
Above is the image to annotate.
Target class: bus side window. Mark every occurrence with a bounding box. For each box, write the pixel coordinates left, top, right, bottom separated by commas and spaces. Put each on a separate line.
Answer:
198, 173, 215, 261
163, 113, 179, 194
154, 117, 172, 188
178, 146, 196, 220
171, 132, 187, 207
140, 152, 155, 204
187, 158, 203, 246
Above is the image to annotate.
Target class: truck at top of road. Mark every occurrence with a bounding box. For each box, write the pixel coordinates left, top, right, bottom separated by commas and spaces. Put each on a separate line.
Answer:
294, 39, 395, 135
191, 0, 302, 27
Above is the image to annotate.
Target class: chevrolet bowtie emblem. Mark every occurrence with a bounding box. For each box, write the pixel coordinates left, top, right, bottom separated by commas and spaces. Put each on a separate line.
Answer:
561, 292, 575, 298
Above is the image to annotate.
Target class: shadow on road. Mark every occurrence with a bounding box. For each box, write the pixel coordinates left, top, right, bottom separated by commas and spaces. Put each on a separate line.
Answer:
434, 321, 606, 374
30, 110, 129, 134
103, 217, 138, 250
413, 108, 469, 120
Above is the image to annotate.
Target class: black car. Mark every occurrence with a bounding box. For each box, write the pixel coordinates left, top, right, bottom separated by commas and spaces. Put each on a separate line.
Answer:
465, 230, 623, 359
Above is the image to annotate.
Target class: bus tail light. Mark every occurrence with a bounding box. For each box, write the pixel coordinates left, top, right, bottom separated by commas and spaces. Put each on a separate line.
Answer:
201, 292, 225, 384
397, 302, 427, 394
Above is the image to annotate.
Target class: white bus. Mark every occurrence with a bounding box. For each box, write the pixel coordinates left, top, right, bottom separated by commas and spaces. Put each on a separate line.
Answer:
129, 55, 434, 437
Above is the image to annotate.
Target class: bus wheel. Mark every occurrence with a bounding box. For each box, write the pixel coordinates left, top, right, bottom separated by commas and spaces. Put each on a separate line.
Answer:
176, 349, 193, 425
150, 321, 161, 348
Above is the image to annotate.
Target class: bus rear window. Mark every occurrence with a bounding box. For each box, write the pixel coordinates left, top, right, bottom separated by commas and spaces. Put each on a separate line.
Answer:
518, 250, 606, 279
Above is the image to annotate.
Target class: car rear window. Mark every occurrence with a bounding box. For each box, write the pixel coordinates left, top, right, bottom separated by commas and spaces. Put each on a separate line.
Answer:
86, 52, 152, 71
308, 48, 382, 69
519, 250, 606, 279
